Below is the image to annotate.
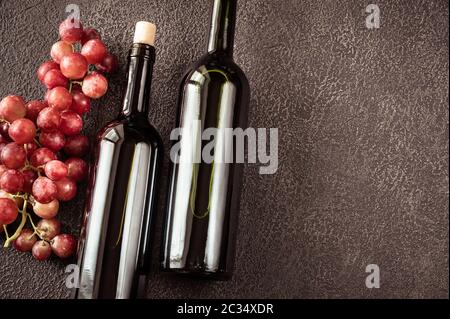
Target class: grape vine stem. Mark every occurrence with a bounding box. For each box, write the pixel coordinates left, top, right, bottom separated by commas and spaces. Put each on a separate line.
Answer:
3, 199, 28, 248
27, 213, 43, 240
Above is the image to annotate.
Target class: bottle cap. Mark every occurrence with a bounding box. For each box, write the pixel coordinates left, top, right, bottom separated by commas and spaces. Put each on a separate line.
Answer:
133, 21, 156, 46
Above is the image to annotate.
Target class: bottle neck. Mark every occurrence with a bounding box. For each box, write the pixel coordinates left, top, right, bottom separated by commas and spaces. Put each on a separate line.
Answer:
121, 44, 155, 117
207, 0, 237, 57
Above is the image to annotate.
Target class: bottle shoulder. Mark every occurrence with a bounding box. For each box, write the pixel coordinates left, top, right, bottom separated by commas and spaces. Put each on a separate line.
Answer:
182, 53, 249, 88
97, 117, 163, 148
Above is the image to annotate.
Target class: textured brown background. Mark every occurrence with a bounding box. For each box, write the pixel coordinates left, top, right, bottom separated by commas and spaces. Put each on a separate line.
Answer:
0, 0, 448, 299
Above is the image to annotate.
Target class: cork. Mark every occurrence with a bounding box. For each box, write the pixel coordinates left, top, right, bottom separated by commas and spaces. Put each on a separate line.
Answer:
133, 21, 156, 46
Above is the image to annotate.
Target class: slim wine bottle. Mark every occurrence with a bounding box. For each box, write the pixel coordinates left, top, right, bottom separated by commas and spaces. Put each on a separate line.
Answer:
161, 0, 250, 278
75, 21, 163, 299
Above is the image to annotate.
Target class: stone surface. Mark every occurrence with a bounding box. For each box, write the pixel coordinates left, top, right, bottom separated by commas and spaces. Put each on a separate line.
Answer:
0, 0, 448, 299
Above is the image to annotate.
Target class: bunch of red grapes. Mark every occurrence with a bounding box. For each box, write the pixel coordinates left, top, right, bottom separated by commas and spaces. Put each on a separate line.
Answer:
0, 19, 117, 261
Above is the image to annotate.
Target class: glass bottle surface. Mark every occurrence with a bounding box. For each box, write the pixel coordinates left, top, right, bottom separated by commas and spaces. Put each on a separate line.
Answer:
76, 43, 162, 298
162, 0, 250, 278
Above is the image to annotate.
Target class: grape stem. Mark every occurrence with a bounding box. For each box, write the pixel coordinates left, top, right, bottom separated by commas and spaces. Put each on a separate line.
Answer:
70, 80, 83, 93
27, 213, 43, 240
33, 137, 42, 148
3, 225, 10, 239
3, 199, 28, 247
22, 163, 40, 172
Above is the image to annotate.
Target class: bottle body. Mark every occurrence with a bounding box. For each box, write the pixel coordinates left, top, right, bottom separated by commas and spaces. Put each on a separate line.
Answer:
161, 51, 249, 278
76, 118, 162, 298
75, 42, 162, 298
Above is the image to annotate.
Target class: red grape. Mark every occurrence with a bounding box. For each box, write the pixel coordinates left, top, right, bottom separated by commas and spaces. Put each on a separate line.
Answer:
1, 143, 26, 169
0, 198, 18, 225
51, 234, 77, 258
24, 142, 38, 158
82, 72, 108, 99
0, 190, 23, 208
39, 131, 65, 152
59, 111, 83, 136
0, 169, 24, 193
81, 39, 107, 64
32, 240, 52, 261
43, 69, 68, 89
0, 165, 7, 177
8, 118, 36, 144
13, 228, 37, 252
81, 28, 101, 45
25, 100, 47, 121
60, 52, 88, 79
36, 218, 61, 241
70, 91, 90, 115
22, 169, 38, 193
96, 53, 119, 73
0, 189, 23, 207
0, 190, 11, 199
44, 160, 68, 181
51, 41, 73, 64
37, 107, 61, 132
0, 122, 10, 138
59, 18, 83, 43
37, 60, 59, 82
64, 135, 89, 157
44, 90, 51, 103
30, 147, 57, 167
54, 177, 77, 201
0, 136, 9, 145
32, 177, 58, 204
33, 199, 59, 219
66, 158, 88, 182
0, 95, 27, 122
0, 143, 6, 157
47, 87, 73, 112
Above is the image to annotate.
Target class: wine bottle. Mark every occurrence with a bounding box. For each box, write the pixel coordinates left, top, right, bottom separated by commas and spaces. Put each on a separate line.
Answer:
161, 0, 250, 278
75, 21, 163, 299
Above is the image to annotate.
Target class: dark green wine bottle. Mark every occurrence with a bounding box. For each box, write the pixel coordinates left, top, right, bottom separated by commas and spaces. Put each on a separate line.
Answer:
161, 0, 250, 278
75, 22, 163, 298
